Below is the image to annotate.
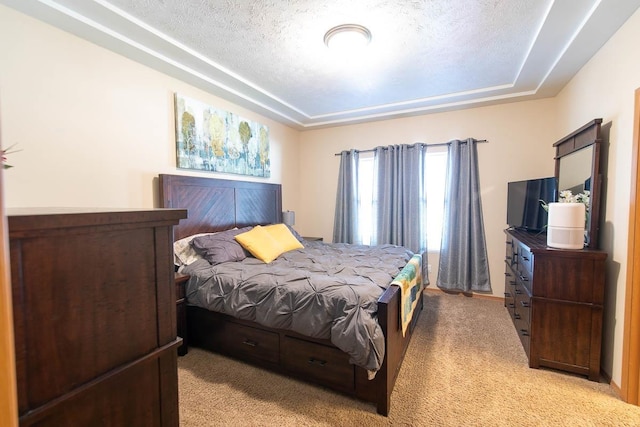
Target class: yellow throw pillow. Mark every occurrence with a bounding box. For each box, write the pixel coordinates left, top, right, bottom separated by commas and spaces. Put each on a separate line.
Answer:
263, 223, 304, 252
234, 225, 286, 263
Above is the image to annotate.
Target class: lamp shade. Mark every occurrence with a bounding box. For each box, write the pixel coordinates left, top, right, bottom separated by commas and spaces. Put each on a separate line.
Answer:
282, 210, 295, 226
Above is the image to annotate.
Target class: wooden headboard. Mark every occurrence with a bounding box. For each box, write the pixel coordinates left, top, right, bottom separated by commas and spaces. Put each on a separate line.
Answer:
159, 174, 282, 240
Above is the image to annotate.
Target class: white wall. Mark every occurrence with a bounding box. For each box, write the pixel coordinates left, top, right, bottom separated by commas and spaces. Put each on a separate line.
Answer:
298, 99, 558, 290
0, 5, 301, 211
554, 7, 640, 388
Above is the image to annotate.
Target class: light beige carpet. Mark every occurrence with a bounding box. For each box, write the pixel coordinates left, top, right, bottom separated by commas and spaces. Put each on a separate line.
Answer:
178, 292, 640, 426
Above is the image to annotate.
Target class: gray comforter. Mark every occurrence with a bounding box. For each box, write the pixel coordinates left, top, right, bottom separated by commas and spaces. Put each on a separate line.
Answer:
182, 241, 414, 373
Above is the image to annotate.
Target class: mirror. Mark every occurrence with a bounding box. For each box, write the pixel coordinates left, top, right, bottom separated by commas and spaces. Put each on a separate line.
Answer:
558, 146, 593, 194
554, 119, 603, 249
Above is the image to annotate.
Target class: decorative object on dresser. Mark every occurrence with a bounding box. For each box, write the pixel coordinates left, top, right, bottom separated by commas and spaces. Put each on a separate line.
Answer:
159, 174, 423, 416
504, 229, 606, 381
8, 207, 187, 426
546, 202, 586, 249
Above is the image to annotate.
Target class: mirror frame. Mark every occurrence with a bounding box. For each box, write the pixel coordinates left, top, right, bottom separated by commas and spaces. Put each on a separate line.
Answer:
553, 118, 603, 249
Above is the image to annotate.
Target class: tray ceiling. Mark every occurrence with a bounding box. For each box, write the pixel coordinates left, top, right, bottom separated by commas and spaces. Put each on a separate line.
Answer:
2, 0, 640, 129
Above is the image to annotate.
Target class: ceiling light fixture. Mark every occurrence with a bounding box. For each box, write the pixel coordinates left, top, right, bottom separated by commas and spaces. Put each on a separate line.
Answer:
323, 24, 372, 52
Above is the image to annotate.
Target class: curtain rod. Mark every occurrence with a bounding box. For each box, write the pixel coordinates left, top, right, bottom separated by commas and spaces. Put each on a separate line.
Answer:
333, 139, 487, 156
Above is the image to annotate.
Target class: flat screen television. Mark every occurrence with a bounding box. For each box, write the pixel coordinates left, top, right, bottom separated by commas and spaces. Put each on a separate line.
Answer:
506, 177, 557, 232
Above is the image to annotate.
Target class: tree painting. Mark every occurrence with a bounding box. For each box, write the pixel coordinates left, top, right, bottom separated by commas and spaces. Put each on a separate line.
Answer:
181, 112, 195, 151
259, 126, 270, 173
209, 114, 225, 157
174, 94, 270, 177
238, 121, 253, 173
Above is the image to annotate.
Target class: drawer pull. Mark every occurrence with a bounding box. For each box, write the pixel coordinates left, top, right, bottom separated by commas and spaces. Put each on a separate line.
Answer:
514, 313, 521, 320
519, 329, 529, 336
507, 303, 515, 308
308, 358, 327, 367
515, 289, 522, 295
242, 339, 258, 347
519, 275, 529, 282
504, 292, 511, 297
522, 256, 530, 261
520, 301, 530, 308
504, 271, 512, 277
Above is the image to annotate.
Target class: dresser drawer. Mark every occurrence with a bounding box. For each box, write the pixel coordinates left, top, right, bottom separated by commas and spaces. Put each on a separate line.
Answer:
515, 259, 532, 294
514, 285, 531, 326
224, 322, 280, 364
514, 316, 530, 357
517, 244, 533, 275
282, 336, 355, 392
505, 236, 515, 267
517, 245, 533, 289
504, 263, 516, 313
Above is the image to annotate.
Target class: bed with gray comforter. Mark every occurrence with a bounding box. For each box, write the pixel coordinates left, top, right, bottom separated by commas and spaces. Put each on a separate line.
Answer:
181, 240, 414, 373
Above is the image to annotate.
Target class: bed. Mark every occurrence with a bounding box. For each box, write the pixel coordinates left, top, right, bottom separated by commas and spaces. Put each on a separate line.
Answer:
159, 174, 424, 415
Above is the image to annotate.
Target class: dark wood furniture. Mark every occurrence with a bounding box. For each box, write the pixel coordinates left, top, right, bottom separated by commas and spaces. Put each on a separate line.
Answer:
8, 207, 186, 426
553, 118, 604, 248
159, 174, 423, 416
175, 273, 190, 356
504, 229, 607, 381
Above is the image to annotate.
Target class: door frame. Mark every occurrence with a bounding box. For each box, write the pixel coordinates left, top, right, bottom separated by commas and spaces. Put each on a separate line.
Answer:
622, 87, 640, 405
0, 146, 18, 425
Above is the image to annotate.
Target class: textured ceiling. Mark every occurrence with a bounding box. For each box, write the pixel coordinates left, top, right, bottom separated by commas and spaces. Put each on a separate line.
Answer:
3, 0, 640, 129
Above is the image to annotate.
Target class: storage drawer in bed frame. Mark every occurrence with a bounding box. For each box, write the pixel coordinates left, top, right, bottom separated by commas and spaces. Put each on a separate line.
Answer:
220, 322, 280, 364
282, 336, 355, 392
187, 306, 357, 392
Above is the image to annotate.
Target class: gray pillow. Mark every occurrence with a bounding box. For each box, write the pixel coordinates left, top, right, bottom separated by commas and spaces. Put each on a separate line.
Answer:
191, 227, 252, 265
285, 224, 304, 242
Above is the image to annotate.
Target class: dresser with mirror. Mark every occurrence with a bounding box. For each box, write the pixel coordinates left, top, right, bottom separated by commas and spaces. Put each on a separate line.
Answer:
504, 119, 608, 381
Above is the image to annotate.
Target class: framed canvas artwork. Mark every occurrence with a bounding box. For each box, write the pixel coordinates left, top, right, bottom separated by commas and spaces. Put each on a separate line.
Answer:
174, 94, 270, 177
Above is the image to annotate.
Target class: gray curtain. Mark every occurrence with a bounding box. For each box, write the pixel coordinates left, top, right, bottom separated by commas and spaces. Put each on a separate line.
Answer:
333, 149, 360, 243
371, 144, 427, 254
437, 139, 491, 292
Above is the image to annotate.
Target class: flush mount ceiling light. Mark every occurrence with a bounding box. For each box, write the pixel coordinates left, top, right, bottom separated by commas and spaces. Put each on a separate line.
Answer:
323, 24, 372, 51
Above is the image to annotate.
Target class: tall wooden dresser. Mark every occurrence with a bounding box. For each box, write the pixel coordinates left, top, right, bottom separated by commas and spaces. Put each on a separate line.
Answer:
504, 229, 607, 381
8, 208, 187, 426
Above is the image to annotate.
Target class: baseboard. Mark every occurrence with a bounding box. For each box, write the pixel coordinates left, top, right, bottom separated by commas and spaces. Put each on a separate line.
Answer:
609, 377, 622, 398
597, 368, 619, 397
424, 286, 505, 302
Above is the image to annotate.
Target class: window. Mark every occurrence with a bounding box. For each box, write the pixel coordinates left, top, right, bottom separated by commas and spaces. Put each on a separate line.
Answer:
356, 149, 448, 251
358, 154, 374, 245
424, 149, 447, 251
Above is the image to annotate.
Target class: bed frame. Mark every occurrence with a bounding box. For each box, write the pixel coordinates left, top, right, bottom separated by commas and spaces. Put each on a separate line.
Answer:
159, 174, 423, 415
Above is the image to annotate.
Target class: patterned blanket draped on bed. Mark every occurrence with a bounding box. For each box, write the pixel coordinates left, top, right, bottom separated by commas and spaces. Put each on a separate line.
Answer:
182, 241, 417, 374
391, 254, 424, 336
